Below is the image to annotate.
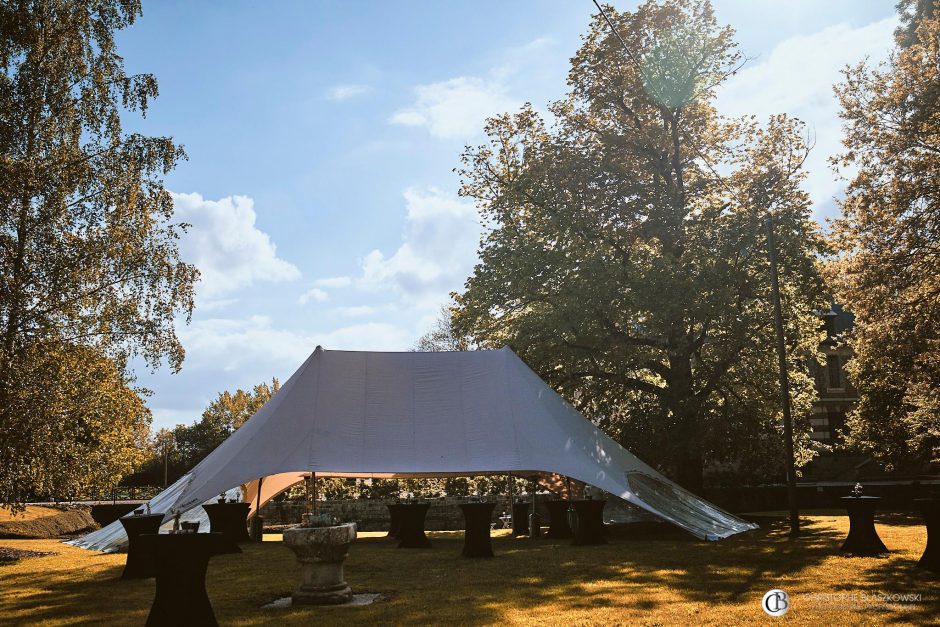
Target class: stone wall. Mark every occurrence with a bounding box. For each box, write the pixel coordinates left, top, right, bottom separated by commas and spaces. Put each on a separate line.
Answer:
259, 495, 655, 531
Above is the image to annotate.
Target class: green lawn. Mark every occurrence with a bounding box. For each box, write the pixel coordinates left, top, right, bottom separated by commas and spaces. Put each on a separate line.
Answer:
0, 513, 936, 625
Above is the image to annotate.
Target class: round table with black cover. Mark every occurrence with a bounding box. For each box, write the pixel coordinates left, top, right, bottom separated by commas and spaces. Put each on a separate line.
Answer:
386, 503, 403, 538
119, 514, 164, 579
571, 499, 607, 546
914, 497, 939, 573
202, 502, 251, 542
839, 496, 888, 556
142, 532, 241, 627
397, 502, 432, 548
511, 502, 530, 537
544, 499, 574, 539
459, 502, 496, 558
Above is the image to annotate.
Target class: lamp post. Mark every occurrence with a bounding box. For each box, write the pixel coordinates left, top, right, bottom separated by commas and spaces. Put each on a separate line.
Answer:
767, 213, 800, 537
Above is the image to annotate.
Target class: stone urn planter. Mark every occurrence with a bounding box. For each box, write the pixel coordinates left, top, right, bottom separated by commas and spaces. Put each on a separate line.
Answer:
282, 521, 357, 605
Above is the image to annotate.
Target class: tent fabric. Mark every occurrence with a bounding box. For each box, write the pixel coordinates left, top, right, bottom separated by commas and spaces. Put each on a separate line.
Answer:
70, 346, 756, 551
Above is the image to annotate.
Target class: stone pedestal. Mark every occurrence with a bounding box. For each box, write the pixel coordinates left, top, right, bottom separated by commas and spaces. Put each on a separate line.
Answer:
283, 523, 357, 605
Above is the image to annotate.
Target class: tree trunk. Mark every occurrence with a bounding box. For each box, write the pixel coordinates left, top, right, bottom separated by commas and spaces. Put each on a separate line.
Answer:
667, 351, 705, 494
675, 445, 704, 495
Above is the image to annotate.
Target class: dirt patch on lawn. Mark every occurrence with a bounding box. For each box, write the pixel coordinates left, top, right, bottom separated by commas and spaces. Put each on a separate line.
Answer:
0, 507, 97, 539
0, 547, 58, 564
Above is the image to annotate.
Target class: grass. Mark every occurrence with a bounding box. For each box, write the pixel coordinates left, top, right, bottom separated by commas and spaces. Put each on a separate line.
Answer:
0, 506, 61, 523
0, 513, 936, 625
0, 506, 96, 540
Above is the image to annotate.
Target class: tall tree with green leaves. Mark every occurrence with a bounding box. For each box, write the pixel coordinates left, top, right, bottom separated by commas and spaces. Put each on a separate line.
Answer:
831, 3, 940, 471
172, 379, 280, 473
0, 1, 198, 508
452, 0, 828, 491
414, 304, 473, 352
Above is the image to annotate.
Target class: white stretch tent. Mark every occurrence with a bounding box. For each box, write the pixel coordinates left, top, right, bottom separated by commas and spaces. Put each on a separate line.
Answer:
71, 346, 755, 551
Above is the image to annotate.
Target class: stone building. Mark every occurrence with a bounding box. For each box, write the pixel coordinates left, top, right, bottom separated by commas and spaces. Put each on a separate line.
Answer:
808, 304, 857, 444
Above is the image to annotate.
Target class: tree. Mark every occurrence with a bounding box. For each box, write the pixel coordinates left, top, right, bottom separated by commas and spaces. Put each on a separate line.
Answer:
1, 338, 151, 502
452, 0, 828, 491
414, 305, 473, 352
172, 379, 280, 473
895, 0, 940, 48
152, 428, 176, 488
830, 3, 940, 471
0, 1, 198, 509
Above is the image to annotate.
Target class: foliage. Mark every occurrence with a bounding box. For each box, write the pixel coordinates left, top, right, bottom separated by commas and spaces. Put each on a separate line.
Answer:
171, 379, 280, 474
830, 4, 940, 471
452, 0, 828, 490
414, 305, 474, 352
0, 1, 197, 509
0, 339, 151, 503
895, 0, 940, 47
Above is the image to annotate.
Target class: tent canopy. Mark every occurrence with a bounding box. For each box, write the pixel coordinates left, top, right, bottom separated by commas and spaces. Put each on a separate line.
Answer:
72, 346, 755, 550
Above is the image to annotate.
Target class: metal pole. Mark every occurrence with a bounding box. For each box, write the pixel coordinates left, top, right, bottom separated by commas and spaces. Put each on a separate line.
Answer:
507, 474, 514, 529
529, 476, 541, 538
767, 214, 800, 537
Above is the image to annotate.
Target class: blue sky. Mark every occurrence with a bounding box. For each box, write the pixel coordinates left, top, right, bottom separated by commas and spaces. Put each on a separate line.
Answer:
119, 1, 898, 430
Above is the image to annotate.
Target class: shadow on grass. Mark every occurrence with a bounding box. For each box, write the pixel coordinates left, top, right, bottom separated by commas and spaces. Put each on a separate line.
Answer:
1, 514, 935, 626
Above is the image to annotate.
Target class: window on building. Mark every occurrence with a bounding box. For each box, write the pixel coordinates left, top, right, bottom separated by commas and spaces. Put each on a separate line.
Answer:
810, 416, 830, 443
827, 355, 842, 389
827, 411, 846, 442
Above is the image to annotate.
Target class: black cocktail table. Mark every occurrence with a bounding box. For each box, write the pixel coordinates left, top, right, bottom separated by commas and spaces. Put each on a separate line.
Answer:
143, 532, 241, 627
397, 502, 432, 548
914, 498, 939, 573
840, 496, 888, 555
545, 499, 574, 539
459, 502, 495, 558
202, 502, 251, 542
387, 503, 403, 538
119, 514, 164, 579
571, 499, 607, 546
511, 502, 530, 537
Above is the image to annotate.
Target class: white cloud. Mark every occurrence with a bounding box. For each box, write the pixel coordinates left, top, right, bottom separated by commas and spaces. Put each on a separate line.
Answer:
390, 76, 520, 140
335, 305, 377, 317
314, 276, 353, 288
388, 37, 556, 141
717, 17, 897, 218
178, 316, 411, 372
491, 36, 555, 81
327, 84, 372, 101
145, 315, 415, 429
315, 322, 412, 351
179, 315, 315, 372
172, 192, 301, 304
298, 287, 329, 305
356, 187, 481, 310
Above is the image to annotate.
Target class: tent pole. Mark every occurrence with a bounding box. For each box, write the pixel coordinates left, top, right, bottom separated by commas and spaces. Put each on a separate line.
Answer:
313, 472, 318, 516
249, 476, 264, 542
507, 474, 514, 529
529, 476, 540, 538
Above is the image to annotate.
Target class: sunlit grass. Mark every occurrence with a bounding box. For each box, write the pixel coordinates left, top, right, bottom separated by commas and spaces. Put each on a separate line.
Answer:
0, 506, 61, 523
0, 514, 935, 625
